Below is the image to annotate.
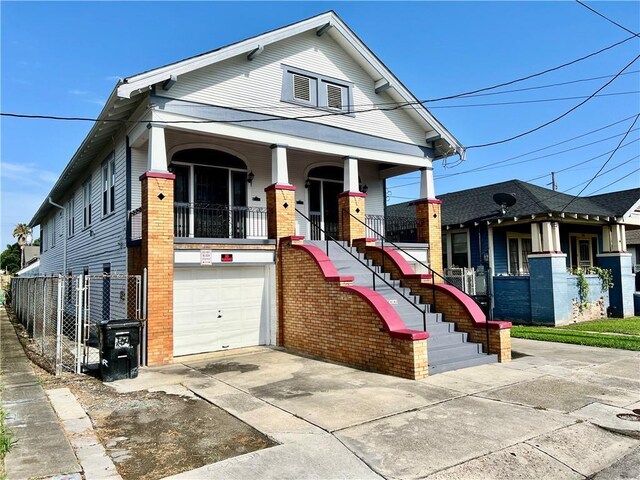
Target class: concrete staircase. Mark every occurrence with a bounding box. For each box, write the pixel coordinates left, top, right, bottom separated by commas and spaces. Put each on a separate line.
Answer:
309, 240, 497, 374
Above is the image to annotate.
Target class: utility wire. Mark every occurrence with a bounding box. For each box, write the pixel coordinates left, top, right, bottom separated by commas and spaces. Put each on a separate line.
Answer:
576, 0, 640, 37
389, 115, 635, 186
561, 113, 640, 212
387, 128, 640, 187
587, 167, 640, 194
466, 54, 640, 149
428, 90, 639, 109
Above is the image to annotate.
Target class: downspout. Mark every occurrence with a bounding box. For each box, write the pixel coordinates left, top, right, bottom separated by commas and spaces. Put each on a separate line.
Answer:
48, 198, 67, 274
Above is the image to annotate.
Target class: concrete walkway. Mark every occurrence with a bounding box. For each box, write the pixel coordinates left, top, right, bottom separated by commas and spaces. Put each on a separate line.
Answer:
0, 307, 81, 480
108, 340, 640, 479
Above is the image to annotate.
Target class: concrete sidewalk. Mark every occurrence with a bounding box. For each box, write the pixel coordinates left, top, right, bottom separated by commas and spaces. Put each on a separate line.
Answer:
109, 339, 640, 479
0, 307, 81, 479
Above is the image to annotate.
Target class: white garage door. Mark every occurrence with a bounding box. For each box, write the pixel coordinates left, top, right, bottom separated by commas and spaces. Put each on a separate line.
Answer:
173, 266, 269, 357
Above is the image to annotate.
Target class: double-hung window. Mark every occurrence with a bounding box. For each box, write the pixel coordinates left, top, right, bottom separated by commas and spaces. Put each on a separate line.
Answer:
507, 235, 532, 274
67, 195, 75, 237
102, 155, 116, 216
83, 178, 92, 228
283, 65, 352, 113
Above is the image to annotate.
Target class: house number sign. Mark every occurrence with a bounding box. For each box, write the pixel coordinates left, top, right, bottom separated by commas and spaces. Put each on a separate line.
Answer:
200, 250, 213, 265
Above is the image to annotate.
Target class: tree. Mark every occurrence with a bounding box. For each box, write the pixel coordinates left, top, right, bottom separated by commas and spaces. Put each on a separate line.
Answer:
12, 223, 32, 269
0, 243, 21, 274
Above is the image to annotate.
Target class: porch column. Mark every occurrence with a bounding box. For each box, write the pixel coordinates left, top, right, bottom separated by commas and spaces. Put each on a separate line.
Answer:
338, 156, 366, 244
531, 222, 561, 253
141, 125, 175, 365
265, 144, 295, 239
599, 224, 633, 317
412, 166, 442, 277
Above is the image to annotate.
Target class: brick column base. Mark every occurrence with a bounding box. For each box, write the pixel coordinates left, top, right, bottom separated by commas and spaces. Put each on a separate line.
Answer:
412, 198, 443, 277
338, 191, 366, 244
265, 184, 296, 240
141, 171, 175, 366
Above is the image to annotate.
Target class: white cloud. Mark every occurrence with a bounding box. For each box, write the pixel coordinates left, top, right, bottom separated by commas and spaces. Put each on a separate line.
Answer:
105, 75, 123, 82
68, 89, 89, 96
0, 161, 59, 187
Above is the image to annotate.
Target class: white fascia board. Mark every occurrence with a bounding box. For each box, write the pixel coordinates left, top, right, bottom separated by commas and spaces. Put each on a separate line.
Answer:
156, 110, 428, 167
622, 198, 640, 218
175, 249, 275, 265
117, 12, 336, 99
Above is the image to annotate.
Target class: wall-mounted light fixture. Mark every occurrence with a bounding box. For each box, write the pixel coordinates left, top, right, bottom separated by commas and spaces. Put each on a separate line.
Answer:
305, 178, 311, 188
247, 171, 255, 184
360, 184, 368, 194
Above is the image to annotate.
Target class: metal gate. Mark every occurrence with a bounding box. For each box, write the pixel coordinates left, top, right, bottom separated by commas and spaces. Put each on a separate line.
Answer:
10, 274, 145, 375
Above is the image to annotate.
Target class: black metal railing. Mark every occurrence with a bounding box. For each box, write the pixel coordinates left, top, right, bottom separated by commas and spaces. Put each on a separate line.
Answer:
129, 207, 142, 241
309, 211, 338, 240
174, 203, 267, 239
365, 214, 420, 243
296, 209, 427, 330
345, 208, 491, 354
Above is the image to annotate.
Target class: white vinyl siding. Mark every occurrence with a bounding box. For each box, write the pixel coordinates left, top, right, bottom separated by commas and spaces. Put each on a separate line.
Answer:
163, 30, 427, 146
39, 135, 128, 276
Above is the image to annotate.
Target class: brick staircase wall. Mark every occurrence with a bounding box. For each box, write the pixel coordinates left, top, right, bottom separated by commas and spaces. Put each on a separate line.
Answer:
356, 241, 512, 362
280, 236, 429, 379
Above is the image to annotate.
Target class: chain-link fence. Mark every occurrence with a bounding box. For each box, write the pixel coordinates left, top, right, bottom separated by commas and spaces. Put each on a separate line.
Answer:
10, 274, 144, 375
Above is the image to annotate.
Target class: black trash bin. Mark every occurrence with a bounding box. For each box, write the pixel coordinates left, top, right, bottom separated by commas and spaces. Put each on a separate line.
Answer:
98, 319, 141, 382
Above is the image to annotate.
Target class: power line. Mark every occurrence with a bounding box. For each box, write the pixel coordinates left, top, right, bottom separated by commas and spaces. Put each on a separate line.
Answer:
587, 167, 640, 194
419, 34, 640, 103
387, 129, 640, 187
561, 113, 640, 212
466, 54, 640, 149
428, 90, 639, 109
576, 0, 640, 38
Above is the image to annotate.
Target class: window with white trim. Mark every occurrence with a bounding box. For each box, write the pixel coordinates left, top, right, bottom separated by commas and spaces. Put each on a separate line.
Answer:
507, 234, 532, 274
102, 157, 116, 216
282, 65, 352, 113
51, 215, 56, 248
67, 195, 75, 237
83, 178, 92, 228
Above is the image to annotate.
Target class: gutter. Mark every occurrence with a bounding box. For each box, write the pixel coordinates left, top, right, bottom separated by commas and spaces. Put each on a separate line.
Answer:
48, 198, 67, 274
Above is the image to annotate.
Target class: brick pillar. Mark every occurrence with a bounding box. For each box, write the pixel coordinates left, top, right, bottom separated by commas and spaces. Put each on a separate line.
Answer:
266, 183, 296, 347
413, 198, 443, 277
265, 184, 296, 239
141, 171, 175, 365
338, 192, 366, 244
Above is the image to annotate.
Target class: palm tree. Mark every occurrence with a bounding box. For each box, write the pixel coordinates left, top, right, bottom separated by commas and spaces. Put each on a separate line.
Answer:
12, 223, 32, 269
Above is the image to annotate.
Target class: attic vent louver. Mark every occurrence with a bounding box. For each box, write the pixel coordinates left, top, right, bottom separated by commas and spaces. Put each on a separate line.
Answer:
326, 84, 343, 110
293, 74, 311, 101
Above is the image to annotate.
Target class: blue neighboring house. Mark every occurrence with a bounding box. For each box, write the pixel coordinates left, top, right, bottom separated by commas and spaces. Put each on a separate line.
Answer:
387, 180, 640, 325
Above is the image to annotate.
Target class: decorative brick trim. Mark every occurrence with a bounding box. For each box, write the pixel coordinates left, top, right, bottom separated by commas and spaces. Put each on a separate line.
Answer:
410, 198, 442, 206
291, 243, 354, 282
264, 183, 297, 192
367, 246, 432, 280
337, 191, 367, 198
139, 171, 176, 181
364, 245, 512, 362
341, 285, 429, 341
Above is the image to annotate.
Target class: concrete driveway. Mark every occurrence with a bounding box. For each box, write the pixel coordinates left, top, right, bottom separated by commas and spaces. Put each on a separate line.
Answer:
111, 339, 640, 479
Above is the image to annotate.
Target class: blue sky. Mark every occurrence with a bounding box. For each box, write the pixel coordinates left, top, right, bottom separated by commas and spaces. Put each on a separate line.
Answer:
1, 1, 639, 249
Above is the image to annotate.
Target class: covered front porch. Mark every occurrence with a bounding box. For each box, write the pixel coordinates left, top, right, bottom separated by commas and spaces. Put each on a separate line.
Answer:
128, 122, 433, 247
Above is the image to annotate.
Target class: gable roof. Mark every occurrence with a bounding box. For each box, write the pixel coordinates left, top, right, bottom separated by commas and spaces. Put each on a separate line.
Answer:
30, 11, 465, 228
386, 179, 640, 227
117, 10, 464, 158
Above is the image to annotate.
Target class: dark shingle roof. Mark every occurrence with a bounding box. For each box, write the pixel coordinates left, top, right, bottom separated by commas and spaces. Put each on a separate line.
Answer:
386, 180, 640, 227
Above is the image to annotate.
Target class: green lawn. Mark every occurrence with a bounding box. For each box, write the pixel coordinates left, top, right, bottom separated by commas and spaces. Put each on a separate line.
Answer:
558, 317, 640, 335
511, 317, 640, 351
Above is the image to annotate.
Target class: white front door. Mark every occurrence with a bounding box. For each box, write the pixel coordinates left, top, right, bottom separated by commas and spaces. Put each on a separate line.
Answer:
173, 266, 268, 356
